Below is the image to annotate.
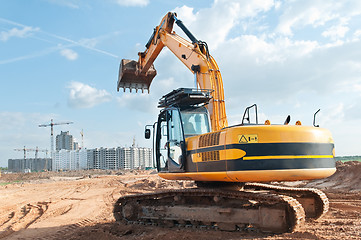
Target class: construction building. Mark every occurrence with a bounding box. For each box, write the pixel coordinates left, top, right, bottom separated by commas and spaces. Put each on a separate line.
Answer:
56, 131, 75, 151
52, 149, 87, 171
50, 146, 152, 171
8, 158, 52, 172
86, 148, 118, 170
9, 142, 152, 172
87, 147, 152, 171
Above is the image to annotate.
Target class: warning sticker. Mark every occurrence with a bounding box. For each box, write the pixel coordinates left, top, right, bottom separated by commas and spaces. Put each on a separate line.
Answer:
238, 134, 258, 144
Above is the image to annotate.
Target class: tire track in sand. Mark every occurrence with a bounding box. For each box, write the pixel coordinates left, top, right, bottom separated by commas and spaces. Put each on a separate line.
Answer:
0, 202, 49, 239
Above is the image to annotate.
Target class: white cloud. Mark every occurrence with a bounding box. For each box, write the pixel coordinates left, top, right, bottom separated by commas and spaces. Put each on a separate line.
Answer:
0, 26, 39, 42
355, 30, 361, 37
173, 0, 274, 48
276, 1, 361, 36
67, 82, 112, 108
0, 112, 29, 131
322, 25, 349, 40
116, 93, 154, 113
319, 103, 345, 126
115, 78, 177, 114
353, 83, 361, 96
115, 0, 149, 7
60, 48, 78, 60
276, 2, 339, 36
79, 38, 98, 48
274, 0, 282, 10
173, 6, 196, 23
0, 112, 57, 166
352, 29, 361, 41
167, 1, 361, 102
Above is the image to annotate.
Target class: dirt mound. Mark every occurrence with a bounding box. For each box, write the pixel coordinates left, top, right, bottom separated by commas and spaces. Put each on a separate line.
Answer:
305, 161, 361, 192
124, 178, 195, 190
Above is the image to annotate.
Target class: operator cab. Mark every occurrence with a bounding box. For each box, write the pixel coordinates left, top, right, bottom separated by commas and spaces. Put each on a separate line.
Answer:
145, 88, 212, 173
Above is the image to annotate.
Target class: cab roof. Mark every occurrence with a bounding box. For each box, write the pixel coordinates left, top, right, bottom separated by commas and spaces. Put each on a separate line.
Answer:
158, 88, 212, 109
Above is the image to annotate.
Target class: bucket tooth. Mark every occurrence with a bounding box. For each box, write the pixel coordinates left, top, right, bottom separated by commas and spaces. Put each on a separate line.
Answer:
117, 59, 157, 93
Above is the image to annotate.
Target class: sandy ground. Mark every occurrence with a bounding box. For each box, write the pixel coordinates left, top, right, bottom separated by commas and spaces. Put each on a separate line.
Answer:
0, 162, 360, 240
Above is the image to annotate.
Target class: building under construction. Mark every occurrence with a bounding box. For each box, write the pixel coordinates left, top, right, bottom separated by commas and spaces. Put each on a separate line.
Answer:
8, 158, 52, 172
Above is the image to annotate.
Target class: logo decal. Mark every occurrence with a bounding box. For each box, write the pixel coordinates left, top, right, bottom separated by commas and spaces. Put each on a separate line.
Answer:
238, 134, 258, 144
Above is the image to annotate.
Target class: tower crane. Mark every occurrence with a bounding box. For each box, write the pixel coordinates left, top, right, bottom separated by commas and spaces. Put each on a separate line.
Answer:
32, 147, 48, 159
80, 129, 84, 149
14, 146, 49, 171
14, 146, 48, 159
14, 146, 31, 171
14, 146, 31, 160
38, 119, 73, 152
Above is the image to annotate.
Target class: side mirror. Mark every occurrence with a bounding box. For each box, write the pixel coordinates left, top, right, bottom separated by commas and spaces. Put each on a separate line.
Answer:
145, 129, 151, 139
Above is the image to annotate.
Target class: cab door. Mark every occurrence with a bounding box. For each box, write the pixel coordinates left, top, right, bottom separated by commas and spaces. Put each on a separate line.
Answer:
155, 108, 185, 173
167, 108, 186, 172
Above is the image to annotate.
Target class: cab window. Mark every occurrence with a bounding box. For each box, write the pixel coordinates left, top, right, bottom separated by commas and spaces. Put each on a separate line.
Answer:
181, 108, 210, 137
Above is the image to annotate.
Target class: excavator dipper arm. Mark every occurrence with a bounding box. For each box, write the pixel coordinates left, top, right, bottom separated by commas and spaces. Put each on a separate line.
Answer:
117, 12, 228, 131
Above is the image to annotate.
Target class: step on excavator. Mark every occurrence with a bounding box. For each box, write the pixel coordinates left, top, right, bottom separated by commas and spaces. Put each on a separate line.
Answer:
114, 12, 336, 233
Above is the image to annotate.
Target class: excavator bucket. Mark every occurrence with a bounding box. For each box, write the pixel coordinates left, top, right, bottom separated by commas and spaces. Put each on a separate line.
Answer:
117, 59, 157, 93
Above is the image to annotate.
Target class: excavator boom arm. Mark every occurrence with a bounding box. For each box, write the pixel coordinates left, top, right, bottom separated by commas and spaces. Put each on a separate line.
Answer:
138, 12, 175, 74
117, 12, 228, 130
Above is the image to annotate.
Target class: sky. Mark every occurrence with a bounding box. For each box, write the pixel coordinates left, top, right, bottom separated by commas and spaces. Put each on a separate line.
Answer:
1, 0, 361, 167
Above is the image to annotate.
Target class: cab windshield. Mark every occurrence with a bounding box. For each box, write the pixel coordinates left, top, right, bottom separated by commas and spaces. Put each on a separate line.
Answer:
180, 108, 210, 137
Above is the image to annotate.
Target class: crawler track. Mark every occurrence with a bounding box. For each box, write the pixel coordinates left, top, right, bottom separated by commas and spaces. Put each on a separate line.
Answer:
114, 189, 305, 233
244, 183, 329, 219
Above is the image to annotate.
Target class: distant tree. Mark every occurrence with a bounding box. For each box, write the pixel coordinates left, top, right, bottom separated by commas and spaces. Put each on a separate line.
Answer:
335, 156, 361, 162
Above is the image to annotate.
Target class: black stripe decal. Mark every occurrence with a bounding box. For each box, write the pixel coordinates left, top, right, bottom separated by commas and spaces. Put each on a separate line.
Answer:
184, 143, 335, 172
187, 142, 334, 156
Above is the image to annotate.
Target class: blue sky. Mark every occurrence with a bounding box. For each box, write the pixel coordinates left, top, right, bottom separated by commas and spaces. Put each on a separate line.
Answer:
1, 0, 361, 167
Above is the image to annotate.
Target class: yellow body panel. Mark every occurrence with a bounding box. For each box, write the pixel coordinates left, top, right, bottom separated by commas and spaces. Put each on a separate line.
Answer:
187, 125, 334, 150
164, 124, 336, 182
185, 125, 334, 161
224, 125, 334, 145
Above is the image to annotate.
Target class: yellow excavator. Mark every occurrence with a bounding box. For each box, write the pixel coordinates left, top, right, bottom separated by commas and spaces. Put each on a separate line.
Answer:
114, 12, 336, 233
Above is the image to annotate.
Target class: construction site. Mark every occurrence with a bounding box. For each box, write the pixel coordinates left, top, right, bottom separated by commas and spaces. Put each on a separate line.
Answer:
2, 3, 361, 239
0, 160, 360, 239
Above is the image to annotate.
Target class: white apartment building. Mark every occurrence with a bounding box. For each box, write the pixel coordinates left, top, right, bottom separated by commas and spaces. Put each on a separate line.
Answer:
76, 149, 88, 169
52, 146, 152, 171
102, 148, 117, 170
139, 147, 153, 169
117, 147, 132, 169
117, 147, 152, 169
52, 149, 87, 171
